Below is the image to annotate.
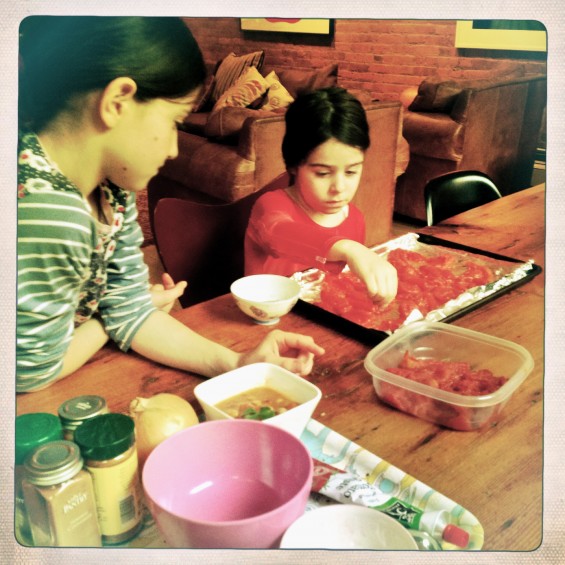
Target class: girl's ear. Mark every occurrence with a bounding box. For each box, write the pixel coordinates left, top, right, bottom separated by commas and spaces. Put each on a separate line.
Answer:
98, 77, 138, 128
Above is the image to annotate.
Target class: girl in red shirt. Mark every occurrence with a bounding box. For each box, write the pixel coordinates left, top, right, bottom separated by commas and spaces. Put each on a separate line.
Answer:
245, 87, 398, 303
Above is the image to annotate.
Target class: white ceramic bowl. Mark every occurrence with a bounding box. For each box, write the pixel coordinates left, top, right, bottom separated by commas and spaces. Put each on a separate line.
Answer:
280, 504, 419, 549
194, 362, 321, 438
230, 274, 301, 324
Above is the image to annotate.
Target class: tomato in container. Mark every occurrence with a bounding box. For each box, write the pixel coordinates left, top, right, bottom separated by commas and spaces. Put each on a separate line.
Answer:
363, 322, 534, 431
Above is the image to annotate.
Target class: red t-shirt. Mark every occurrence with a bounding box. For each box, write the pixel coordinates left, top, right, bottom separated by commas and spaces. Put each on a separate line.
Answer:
244, 189, 366, 276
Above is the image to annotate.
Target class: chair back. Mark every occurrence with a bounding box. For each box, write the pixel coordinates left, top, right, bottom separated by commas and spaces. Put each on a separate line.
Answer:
424, 170, 502, 226
152, 173, 289, 307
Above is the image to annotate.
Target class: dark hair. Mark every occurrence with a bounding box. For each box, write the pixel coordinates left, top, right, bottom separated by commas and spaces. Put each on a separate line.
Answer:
19, 16, 206, 132
281, 87, 370, 171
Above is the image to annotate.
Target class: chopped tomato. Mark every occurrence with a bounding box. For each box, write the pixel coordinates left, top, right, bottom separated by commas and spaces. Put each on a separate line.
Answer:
316, 248, 496, 332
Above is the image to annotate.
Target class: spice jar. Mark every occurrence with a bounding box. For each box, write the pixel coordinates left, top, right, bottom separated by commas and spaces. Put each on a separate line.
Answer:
58, 395, 108, 440
15, 413, 63, 546
22, 440, 101, 547
74, 413, 143, 544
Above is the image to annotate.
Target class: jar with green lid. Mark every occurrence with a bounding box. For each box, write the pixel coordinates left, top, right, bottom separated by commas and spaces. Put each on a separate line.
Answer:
22, 440, 101, 547
15, 413, 63, 546
58, 395, 108, 440
74, 413, 143, 544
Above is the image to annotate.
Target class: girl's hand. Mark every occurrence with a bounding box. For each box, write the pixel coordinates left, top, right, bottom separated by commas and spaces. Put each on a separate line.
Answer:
335, 241, 398, 303
239, 329, 325, 376
150, 273, 187, 313
355, 252, 398, 304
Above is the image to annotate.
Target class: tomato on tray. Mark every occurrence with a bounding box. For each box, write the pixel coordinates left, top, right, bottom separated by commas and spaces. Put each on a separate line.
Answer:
316, 248, 496, 332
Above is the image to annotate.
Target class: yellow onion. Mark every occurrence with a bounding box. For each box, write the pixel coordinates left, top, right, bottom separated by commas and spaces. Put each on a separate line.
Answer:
129, 393, 199, 468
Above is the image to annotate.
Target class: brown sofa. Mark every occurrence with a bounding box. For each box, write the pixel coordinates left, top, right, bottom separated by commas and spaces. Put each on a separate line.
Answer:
394, 73, 547, 221
151, 59, 342, 203
148, 57, 407, 246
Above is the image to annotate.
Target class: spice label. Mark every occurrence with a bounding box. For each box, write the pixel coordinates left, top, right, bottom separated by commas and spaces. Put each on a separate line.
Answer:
86, 453, 142, 537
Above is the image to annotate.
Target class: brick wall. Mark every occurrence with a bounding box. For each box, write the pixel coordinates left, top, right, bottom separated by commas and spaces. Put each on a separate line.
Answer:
183, 18, 547, 102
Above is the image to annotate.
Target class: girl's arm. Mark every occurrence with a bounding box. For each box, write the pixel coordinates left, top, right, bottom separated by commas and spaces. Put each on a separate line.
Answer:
131, 310, 324, 377
28, 318, 110, 391
247, 192, 365, 271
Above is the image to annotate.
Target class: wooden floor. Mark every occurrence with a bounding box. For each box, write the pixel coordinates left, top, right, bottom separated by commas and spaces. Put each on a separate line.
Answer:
142, 217, 422, 311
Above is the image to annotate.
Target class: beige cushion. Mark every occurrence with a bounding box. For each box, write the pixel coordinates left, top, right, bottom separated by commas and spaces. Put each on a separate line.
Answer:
209, 51, 265, 104
260, 70, 294, 111
213, 66, 269, 111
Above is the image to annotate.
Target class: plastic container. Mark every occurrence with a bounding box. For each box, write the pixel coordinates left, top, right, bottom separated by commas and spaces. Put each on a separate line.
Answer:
364, 321, 534, 431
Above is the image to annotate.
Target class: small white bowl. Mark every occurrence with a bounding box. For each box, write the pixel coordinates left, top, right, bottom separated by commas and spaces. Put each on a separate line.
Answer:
280, 505, 419, 550
231, 274, 301, 325
194, 362, 321, 438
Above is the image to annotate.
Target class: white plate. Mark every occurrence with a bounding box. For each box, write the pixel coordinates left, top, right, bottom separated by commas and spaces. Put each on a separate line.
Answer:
280, 504, 419, 549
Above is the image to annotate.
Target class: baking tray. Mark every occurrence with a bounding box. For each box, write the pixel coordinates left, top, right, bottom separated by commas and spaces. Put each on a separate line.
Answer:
292, 233, 542, 345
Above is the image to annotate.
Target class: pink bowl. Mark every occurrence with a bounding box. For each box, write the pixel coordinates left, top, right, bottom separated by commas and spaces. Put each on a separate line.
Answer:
142, 419, 313, 548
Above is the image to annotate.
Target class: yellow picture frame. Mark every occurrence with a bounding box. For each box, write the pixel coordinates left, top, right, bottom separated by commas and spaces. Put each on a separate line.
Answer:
455, 20, 547, 52
241, 18, 331, 35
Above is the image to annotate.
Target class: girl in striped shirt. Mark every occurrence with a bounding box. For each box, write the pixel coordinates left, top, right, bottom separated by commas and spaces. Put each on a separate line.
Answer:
17, 17, 323, 392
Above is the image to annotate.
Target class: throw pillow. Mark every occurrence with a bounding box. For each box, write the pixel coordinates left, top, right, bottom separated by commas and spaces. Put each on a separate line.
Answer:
260, 70, 294, 111
273, 64, 338, 99
213, 66, 269, 111
408, 78, 463, 113
209, 50, 265, 105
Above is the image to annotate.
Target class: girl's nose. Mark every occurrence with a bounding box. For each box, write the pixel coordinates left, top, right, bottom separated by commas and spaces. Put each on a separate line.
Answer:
330, 173, 346, 193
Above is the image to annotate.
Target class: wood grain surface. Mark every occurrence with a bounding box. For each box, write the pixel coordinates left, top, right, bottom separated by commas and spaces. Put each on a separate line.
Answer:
17, 184, 545, 551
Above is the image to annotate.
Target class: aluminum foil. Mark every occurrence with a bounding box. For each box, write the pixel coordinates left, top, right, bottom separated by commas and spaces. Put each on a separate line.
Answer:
291, 232, 537, 334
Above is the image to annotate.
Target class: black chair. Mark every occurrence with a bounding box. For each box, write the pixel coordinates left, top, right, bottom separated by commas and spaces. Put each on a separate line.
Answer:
152, 173, 289, 308
424, 171, 502, 226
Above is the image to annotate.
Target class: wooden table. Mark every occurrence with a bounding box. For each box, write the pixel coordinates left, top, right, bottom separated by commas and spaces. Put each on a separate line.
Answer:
16, 184, 545, 552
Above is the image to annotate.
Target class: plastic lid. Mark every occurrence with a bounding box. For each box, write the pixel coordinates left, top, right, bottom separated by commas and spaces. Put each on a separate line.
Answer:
58, 395, 108, 427
442, 523, 470, 548
24, 440, 83, 485
74, 413, 135, 461
15, 413, 63, 465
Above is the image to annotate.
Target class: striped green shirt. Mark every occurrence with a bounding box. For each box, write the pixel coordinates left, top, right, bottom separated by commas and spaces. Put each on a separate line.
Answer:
17, 132, 156, 392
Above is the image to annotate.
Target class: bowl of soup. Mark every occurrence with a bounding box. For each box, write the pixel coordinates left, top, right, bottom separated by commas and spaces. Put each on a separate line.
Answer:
194, 363, 322, 438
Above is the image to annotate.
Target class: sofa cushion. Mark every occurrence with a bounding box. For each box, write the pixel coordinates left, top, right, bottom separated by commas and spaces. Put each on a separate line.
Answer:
180, 111, 208, 136
209, 51, 265, 103
272, 64, 338, 99
213, 66, 269, 111
402, 111, 465, 161
204, 106, 278, 140
408, 63, 528, 114
260, 70, 295, 111
408, 79, 463, 113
